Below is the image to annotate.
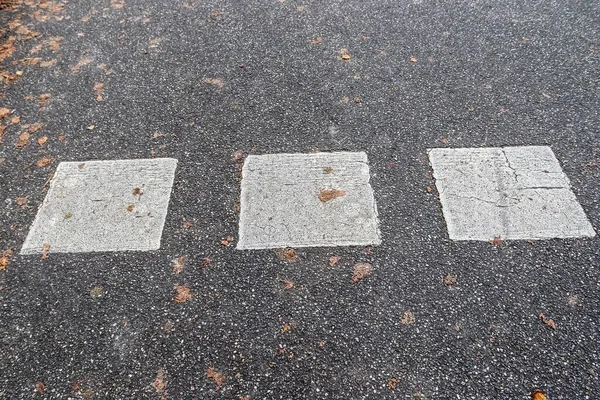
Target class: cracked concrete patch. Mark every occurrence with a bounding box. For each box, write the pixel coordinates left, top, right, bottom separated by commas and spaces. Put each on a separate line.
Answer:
237, 152, 381, 250
428, 146, 596, 241
21, 158, 178, 254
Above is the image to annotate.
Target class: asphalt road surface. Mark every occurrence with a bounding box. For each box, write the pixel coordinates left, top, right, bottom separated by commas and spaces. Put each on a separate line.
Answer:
1, 0, 599, 399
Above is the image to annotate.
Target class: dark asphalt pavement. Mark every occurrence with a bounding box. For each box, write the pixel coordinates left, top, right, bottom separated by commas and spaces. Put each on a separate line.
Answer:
1, 0, 599, 398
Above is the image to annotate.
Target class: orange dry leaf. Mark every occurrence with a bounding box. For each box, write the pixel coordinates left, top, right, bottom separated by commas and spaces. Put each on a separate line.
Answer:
532, 390, 547, 400
110, 0, 125, 9
37, 136, 48, 145
38, 93, 51, 107
310, 36, 323, 45
276, 248, 297, 262
171, 257, 186, 274
94, 83, 104, 101
16, 197, 28, 206
199, 257, 212, 268
0, 256, 8, 271
126, 204, 135, 212
182, 219, 192, 229
279, 278, 294, 290
132, 187, 142, 196
206, 367, 225, 390
386, 377, 400, 390
328, 256, 341, 266
0, 108, 12, 119
489, 236, 503, 246
36, 157, 53, 168
409, 56, 418, 63
0, 37, 17, 63
16, 133, 30, 149
401, 310, 415, 325
203, 78, 224, 88
41, 243, 51, 259
173, 284, 191, 303
71, 57, 93, 73
443, 274, 457, 287
35, 382, 46, 393
318, 189, 346, 202
539, 313, 556, 330
323, 167, 333, 174
151, 369, 167, 397
48, 36, 63, 51
352, 262, 373, 283
220, 236, 233, 246
40, 59, 57, 68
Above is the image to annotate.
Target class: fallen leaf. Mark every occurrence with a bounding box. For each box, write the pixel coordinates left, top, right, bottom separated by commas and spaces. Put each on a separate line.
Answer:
40, 59, 57, 68
10, 116, 20, 125
81, 16, 90, 22
199, 257, 212, 268
0, 108, 12, 119
409, 56, 418, 63
328, 256, 341, 266
353, 96, 361, 103
87, 125, 95, 130
341, 53, 351, 61
89, 286, 104, 298
77, 163, 85, 169
440, 137, 449, 145
426, 185, 433, 193
539, 313, 556, 330
489, 236, 503, 247
94, 83, 104, 102
220, 236, 233, 246
173, 284, 191, 303
585, 161, 598, 168
35, 381, 45, 393
401, 311, 415, 325
48, 36, 63, 51
203, 78, 224, 88
36, 157, 53, 168
110, 0, 125, 9
12, 57, 41, 66
37, 136, 47, 145
387, 377, 400, 390
126, 204, 134, 212
279, 278, 294, 290
276, 248, 297, 262
15, 197, 28, 206
171, 256, 186, 274
319, 189, 346, 202
532, 390, 547, 400
443, 274, 457, 287
352, 262, 373, 283
206, 367, 225, 390
0, 257, 8, 271
71, 57, 93, 73
0, 37, 17, 63
323, 167, 333, 174
58, 135, 66, 141
63, 211, 72, 219
132, 187, 142, 196
310, 36, 323, 45
151, 369, 167, 397
182, 219, 192, 229
41, 243, 51, 259
16, 133, 30, 149
210, 10, 222, 19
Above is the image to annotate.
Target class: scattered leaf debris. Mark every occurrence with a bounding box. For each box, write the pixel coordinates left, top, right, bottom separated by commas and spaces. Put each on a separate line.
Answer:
443, 274, 457, 287
323, 167, 333, 174
182, 219, 192, 229
110, 0, 125, 9
539, 313, 556, 330
126, 204, 135, 212
203, 78, 224, 88
280, 321, 297, 334
318, 189, 346, 202
206, 367, 225, 390
35, 381, 45, 393
151, 369, 167, 398
220, 236, 233, 246
0, 108, 12, 119
279, 278, 294, 290
173, 284, 191, 303
41, 243, 51, 259
16, 132, 30, 149
94, 83, 104, 102
387, 377, 400, 390
409, 56, 418, 63
532, 390, 547, 400
401, 311, 416, 325
352, 262, 373, 283
0, 249, 13, 271
16, 197, 28, 206
310, 36, 323, 45
171, 256, 186, 274
132, 187, 142, 197
36, 157, 53, 168
328, 256, 341, 266
199, 257, 212, 268
276, 247, 297, 262
37, 136, 47, 146
71, 57, 93, 73
425, 185, 433, 193
489, 236, 503, 247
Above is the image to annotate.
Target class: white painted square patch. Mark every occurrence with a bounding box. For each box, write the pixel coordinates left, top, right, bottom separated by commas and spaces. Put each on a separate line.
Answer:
428, 146, 595, 241
237, 152, 381, 250
21, 158, 178, 254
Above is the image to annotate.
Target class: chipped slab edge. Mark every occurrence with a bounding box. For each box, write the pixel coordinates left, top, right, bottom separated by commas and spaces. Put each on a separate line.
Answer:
20, 158, 179, 255
426, 146, 596, 241
237, 151, 381, 250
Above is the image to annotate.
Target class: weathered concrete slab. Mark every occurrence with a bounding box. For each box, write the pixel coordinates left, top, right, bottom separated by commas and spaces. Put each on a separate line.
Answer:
237, 152, 381, 249
21, 158, 178, 254
428, 146, 596, 241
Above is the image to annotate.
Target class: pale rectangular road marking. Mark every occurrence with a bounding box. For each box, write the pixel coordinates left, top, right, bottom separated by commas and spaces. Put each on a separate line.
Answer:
21, 158, 178, 254
428, 146, 596, 241
237, 152, 381, 250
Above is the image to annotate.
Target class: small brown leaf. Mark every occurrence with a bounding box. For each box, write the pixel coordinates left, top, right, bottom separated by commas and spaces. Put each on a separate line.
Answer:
16, 132, 30, 149
132, 187, 142, 196
276, 248, 297, 262
440, 137, 449, 145
38, 93, 51, 107
443, 274, 457, 287
323, 167, 333, 174
203, 78, 224, 88
16, 197, 28, 206
35, 381, 46, 393
71, 57, 93, 73
341, 53, 351, 61
585, 161, 598, 168
386, 377, 400, 390
401, 310, 415, 325
539, 313, 556, 330
209, 10, 222, 20
532, 390, 547, 400
182, 219, 192, 229
199, 257, 213, 268
173, 284, 191, 303
10, 116, 20, 125
41, 243, 51, 259
110, 0, 125, 9
425, 185, 433, 193
220, 235, 233, 246
63, 211, 72, 220
151, 369, 167, 396
279, 278, 294, 290
36, 157, 54, 168
0, 108, 12, 119
37, 136, 48, 145
90, 286, 104, 298
409, 56, 418, 63
58, 135, 66, 141
353, 96, 361, 103
87, 125, 95, 130
310, 36, 323, 45
318, 189, 346, 202
171, 256, 186, 274
127, 204, 135, 212
489, 236, 503, 247
352, 262, 373, 283
206, 367, 225, 390
328, 256, 341, 266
